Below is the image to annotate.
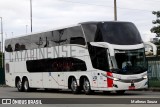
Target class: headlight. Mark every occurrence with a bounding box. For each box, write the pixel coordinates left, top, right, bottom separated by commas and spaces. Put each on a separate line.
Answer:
101, 73, 107, 77
101, 73, 120, 81
113, 77, 120, 81
142, 75, 148, 79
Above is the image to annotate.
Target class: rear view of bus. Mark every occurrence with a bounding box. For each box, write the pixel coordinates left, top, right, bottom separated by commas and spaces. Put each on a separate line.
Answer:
82, 22, 148, 93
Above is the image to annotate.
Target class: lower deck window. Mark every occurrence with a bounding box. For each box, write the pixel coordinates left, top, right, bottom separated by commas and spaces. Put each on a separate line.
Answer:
6, 63, 10, 73
26, 57, 87, 72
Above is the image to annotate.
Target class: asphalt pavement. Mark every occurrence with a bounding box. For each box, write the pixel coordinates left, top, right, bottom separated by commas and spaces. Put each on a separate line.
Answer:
0, 87, 160, 107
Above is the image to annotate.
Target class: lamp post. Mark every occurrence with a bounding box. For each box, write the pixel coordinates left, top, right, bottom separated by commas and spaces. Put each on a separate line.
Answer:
114, 0, 117, 21
30, 0, 33, 32
0, 17, 3, 68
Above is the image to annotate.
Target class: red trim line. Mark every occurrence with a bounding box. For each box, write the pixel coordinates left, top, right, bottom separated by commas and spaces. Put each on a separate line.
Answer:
107, 72, 113, 88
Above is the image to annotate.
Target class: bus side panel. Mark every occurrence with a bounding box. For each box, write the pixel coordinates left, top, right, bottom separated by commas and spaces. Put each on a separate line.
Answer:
14, 61, 27, 73
5, 62, 15, 87
57, 72, 67, 89
29, 73, 43, 88
42, 72, 59, 89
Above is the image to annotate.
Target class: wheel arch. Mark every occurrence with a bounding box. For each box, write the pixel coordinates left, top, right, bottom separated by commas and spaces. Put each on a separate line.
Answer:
22, 76, 28, 82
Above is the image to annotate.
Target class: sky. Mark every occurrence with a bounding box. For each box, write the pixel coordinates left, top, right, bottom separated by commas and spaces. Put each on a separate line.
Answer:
0, 0, 160, 42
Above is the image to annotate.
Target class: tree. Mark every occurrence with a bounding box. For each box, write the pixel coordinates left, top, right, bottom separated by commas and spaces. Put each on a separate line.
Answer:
151, 11, 160, 37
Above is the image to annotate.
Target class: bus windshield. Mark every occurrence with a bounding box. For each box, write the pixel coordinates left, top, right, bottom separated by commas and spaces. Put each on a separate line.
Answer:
99, 22, 142, 45
82, 22, 143, 45
112, 48, 148, 74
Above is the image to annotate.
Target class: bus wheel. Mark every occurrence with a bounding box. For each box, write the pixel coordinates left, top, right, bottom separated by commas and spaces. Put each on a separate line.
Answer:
23, 78, 30, 92
70, 78, 79, 94
83, 78, 92, 95
16, 79, 23, 92
116, 90, 125, 95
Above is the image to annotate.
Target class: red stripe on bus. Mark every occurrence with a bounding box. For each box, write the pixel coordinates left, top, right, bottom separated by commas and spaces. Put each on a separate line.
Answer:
107, 72, 113, 88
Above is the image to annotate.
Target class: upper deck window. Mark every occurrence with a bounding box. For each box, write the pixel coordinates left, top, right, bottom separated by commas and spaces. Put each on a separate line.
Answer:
5, 26, 86, 52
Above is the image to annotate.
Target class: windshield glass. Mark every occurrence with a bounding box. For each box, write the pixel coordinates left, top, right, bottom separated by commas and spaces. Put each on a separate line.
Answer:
87, 44, 110, 71
113, 48, 147, 74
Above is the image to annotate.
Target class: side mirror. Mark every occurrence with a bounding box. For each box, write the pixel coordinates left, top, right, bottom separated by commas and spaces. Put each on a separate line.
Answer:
144, 42, 157, 56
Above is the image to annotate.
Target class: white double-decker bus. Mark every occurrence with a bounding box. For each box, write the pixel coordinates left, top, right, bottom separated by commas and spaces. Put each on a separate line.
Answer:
5, 21, 148, 94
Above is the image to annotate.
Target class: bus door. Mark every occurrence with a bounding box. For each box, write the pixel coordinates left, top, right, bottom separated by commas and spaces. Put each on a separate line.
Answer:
91, 71, 98, 88
92, 71, 105, 88
97, 72, 107, 88
57, 72, 65, 89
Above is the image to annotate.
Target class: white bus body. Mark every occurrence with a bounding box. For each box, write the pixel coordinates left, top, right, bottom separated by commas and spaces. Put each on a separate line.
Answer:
5, 21, 148, 94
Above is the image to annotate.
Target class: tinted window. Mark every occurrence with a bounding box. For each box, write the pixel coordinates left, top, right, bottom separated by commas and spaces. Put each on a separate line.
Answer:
67, 26, 85, 45
100, 22, 142, 45
114, 49, 147, 74
5, 26, 85, 52
31, 32, 54, 49
26, 57, 87, 72
5, 29, 69, 52
5, 36, 30, 52
5, 39, 13, 52
52, 29, 68, 45
81, 23, 97, 42
82, 22, 143, 45
88, 43, 109, 71
21, 36, 30, 50
5, 63, 10, 73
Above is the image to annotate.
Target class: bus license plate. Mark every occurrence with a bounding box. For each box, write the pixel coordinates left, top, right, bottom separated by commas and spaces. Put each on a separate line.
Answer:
129, 86, 135, 90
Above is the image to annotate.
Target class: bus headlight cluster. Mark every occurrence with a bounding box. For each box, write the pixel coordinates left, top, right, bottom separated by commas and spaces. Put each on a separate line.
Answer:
101, 73, 120, 81
142, 75, 148, 79
113, 78, 120, 81
101, 73, 107, 77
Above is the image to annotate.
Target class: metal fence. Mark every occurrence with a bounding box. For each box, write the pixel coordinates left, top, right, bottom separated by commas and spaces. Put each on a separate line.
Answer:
0, 68, 5, 85
147, 56, 160, 87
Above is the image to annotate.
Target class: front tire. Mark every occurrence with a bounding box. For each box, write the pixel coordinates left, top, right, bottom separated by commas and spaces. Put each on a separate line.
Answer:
70, 78, 79, 94
83, 78, 92, 95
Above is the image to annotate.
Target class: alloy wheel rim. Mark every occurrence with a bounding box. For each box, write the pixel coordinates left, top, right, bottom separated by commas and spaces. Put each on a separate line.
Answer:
71, 80, 77, 91
17, 81, 21, 90
24, 81, 28, 90
83, 80, 89, 92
